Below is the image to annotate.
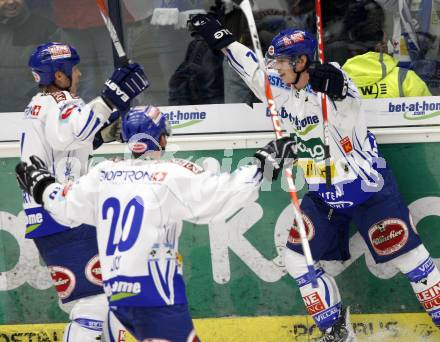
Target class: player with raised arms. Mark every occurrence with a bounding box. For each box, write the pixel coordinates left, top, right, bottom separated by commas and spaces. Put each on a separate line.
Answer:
189, 13, 440, 341
16, 104, 297, 342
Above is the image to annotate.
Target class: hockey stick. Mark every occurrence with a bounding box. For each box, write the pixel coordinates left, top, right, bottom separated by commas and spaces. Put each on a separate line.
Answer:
237, 0, 318, 288
315, 0, 332, 188
96, 0, 129, 65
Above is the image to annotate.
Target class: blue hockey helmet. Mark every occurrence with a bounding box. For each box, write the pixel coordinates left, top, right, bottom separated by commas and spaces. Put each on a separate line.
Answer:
265, 29, 317, 65
121, 106, 171, 154
28, 42, 80, 86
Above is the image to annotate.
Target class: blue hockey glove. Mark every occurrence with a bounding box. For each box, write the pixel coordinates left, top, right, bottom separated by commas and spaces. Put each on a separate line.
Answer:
308, 63, 348, 100
254, 137, 297, 181
189, 14, 235, 50
102, 63, 149, 111
16, 156, 55, 205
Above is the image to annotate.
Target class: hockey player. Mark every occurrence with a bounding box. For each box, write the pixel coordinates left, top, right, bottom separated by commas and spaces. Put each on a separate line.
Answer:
15, 105, 296, 342
190, 15, 440, 342
21, 42, 148, 341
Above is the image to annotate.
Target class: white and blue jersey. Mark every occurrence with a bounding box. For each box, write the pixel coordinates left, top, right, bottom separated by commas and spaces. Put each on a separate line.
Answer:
226, 42, 387, 209
41, 158, 261, 308
20, 91, 113, 303
21, 91, 113, 238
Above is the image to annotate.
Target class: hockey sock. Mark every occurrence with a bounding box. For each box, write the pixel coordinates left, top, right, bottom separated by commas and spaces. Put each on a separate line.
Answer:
284, 249, 342, 331
393, 245, 440, 327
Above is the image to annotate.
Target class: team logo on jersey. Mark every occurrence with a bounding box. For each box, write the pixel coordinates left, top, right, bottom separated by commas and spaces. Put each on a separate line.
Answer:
85, 255, 103, 286
287, 213, 315, 244
340, 136, 353, 154
368, 218, 409, 256
51, 92, 67, 103
48, 265, 76, 299
60, 106, 76, 120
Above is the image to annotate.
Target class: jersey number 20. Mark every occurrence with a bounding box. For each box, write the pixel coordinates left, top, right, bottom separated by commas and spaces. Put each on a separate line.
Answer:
102, 196, 144, 256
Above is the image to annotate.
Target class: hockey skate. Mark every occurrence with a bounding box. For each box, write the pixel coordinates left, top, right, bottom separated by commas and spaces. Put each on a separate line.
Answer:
316, 307, 357, 342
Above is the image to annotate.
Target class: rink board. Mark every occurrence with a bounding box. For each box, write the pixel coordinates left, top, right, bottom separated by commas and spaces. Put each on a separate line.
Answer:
0, 313, 438, 341
1, 97, 440, 337
1, 144, 440, 327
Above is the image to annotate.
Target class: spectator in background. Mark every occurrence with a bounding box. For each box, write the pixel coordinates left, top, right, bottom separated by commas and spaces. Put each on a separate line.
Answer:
376, 0, 440, 95
168, 19, 225, 105
325, 0, 385, 66
52, 0, 134, 102
342, 0, 431, 98
0, 0, 58, 112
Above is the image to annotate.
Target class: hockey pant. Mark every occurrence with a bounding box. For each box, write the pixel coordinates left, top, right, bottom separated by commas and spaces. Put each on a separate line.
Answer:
284, 245, 440, 331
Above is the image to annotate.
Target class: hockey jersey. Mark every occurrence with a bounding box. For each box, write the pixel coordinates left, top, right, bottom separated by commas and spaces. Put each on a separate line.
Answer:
225, 42, 386, 209
20, 91, 112, 238
41, 158, 262, 307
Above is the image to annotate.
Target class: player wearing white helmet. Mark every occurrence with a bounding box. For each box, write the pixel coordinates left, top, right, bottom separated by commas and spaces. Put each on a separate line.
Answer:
190, 13, 440, 342
16, 105, 296, 342
21, 42, 148, 341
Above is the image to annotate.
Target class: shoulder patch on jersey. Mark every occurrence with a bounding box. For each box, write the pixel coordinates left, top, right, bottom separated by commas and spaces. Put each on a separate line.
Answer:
169, 159, 204, 174
51, 92, 67, 103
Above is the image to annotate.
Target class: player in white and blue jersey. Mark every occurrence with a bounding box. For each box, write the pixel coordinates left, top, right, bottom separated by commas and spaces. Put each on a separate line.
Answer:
190, 14, 440, 342
21, 42, 148, 341
16, 105, 296, 341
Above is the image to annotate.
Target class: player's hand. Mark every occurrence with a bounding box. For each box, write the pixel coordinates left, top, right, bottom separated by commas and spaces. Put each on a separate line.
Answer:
254, 137, 297, 181
15, 156, 55, 205
102, 63, 149, 111
188, 13, 235, 50
308, 63, 348, 100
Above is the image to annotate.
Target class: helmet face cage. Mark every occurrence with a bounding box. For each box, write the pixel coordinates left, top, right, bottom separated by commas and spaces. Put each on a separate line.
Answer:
28, 42, 80, 86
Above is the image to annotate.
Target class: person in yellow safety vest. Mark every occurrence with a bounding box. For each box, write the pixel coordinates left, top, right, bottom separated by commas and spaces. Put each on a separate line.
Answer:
343, 51, 432, 98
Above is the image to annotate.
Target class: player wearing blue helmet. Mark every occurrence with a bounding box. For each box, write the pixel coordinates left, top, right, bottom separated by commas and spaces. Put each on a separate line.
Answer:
16, 104, 297, 341
29, 42, 81, 93
190, 14, 440, 342
20, 42, 149, 341
121, 105, 171, 157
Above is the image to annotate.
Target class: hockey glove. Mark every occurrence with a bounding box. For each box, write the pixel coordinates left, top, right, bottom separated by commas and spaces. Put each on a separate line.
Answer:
308, 63, 348, 100
93, 111, 122, 149
102, 63, 149, 112
15, 155, 55, 205
254, 137, 297, 181
189, 14, 235, 50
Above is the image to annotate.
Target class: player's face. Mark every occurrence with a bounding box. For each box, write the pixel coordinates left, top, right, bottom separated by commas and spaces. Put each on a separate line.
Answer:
272, 58, 296, 84
0, 0, 24, 18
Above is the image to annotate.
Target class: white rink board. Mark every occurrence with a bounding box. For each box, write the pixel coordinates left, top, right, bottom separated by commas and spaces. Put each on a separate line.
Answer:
1, 96, 440, 154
